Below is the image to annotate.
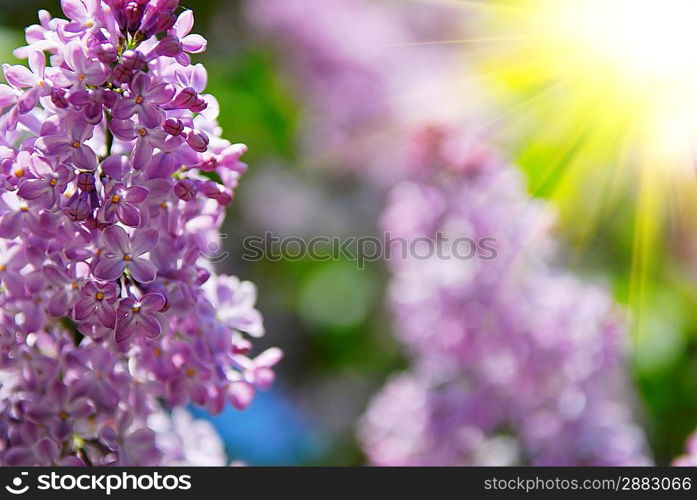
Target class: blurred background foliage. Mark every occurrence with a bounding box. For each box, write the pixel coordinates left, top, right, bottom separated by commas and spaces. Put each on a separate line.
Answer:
1, 0, 697, 465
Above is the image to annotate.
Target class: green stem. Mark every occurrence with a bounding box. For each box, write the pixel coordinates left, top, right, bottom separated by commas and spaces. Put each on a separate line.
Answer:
105, 111, 114, 158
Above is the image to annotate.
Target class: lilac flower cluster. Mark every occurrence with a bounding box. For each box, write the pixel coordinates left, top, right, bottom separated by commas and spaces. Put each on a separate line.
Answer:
150, 408, 227, 466
247, 0, 472, 186
0, 0, 280, 465
358, 129, 649, 465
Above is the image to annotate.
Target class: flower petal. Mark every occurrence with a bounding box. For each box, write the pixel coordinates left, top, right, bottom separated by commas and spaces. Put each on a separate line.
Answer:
103, 225, 130, 254
128, 257, 157, 283
140, 293, 165, 312
94, 255, 126, 281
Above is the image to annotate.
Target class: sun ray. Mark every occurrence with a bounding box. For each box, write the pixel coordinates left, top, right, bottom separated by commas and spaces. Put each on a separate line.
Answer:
474, 80, 565, 134
370, 36, 543, 49
397, 0, 532, 13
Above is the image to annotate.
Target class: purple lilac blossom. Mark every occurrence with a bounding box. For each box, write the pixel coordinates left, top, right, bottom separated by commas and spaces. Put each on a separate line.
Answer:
150, 408, 227, 466
247, 0, 478, 186
0, 0, 280, 466
357, 129, 650, 465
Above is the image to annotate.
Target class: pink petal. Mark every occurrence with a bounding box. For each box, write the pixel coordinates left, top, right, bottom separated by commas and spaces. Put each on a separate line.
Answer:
191, 64, 208, 92
103, 225, 130, 254
140, 293, 165, 312
115, 315, 135, 343
61, 0, 88, 22
28, 50, 46, 76
124, 185, 149, 203
109, 118, 137, 141
117, 203, 141, 227
132, 138, 153, 170
131, 228, 158, 255
67, 397, 93, 419
3, 64, 36, 88
111, 98, 139, 120
17, 179, 48, 200
138, 103, 163, 128
0, 84, 17, 107
94, 255, 126, 281
229, 381, 255, 410
174, 10, 194, 38
139, 313, 162, 338
128, 257, 157, 283
73, 296, 96, 320
181, 34, 207, 54
255, 347, 283, 368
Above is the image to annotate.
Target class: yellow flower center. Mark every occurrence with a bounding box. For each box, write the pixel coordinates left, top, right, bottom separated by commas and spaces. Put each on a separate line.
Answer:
72, 141, 80, 149
59, 411, 68, 420
50, 178, 57, 186
20, 206, 29, 212
95, 292, 104, 301
123, 254, 132, 261
79, 74, 86, 81
14, 168, 24, 177
186, 368, 196, 377
153, 347, 162, 357
111, 194, 120, 203
135, 96, 144, 104
132, 306, 141, 313
138, 128, 147, 137
71, 282, 79, 290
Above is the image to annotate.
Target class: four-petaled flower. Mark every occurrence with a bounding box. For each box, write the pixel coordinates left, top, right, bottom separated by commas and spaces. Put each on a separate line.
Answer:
74, 281, 119, 328
112, 72, 174, 128
97, 182, 150, 227
17, 155, 73, 209
36, 113, 98, 171
25, 382, 94, 440
94, 225, 158, 283
115, 293, 166, 343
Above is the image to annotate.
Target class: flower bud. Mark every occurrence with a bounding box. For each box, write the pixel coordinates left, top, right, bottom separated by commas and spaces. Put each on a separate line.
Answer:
190, 98, 208, 113
201, 180, 221, 199
50, 88, 68, 109
125, 0, 146, 33
199, 155, 218, 172
215, 190, 233, 206
155, 35, 183, 58
186, 130, 209, 153
100, 89, 118, 109
171, 87, 198, 109
104, 0, 127, 29
111, 64, 132, 84
64, 191, 92, 221
163, 118, 184, 136
121, 49, 145, 71
173, 179, 197, 201
77, 172, 96, 192
141, 4, 177, 38
95, 43, 117, 64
